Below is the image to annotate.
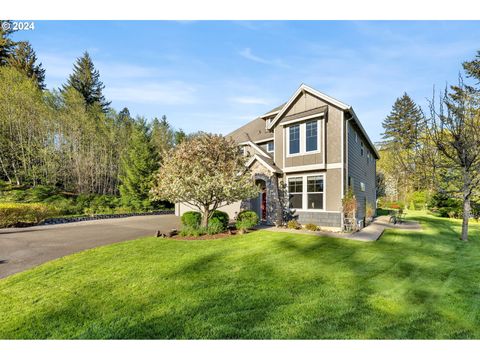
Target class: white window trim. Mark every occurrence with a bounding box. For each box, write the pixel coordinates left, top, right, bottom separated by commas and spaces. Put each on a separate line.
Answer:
286, 173, 326, 212
266, 141, 274, 153
286, 118, 322, 158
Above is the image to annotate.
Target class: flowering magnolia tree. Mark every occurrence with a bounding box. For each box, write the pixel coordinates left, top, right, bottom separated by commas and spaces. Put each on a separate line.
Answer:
151, 133, 259, 227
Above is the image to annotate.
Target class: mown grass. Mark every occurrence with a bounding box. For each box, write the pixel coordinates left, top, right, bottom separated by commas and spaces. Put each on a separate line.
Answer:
1, 211, 480, 339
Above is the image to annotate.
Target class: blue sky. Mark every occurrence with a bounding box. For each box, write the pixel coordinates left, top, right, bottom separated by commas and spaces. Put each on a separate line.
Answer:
12, 20, 480, 142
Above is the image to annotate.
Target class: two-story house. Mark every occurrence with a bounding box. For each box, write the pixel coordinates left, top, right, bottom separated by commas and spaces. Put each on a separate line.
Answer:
175, 84, 379, 231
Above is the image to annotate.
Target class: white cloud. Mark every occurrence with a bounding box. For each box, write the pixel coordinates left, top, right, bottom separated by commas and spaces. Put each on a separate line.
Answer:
106, 81, 197, 105
239, 48, 289, 68
229, 96, 272, 105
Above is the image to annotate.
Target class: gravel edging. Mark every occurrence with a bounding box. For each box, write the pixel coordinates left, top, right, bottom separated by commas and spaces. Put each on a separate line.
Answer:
39, 210, 175, 226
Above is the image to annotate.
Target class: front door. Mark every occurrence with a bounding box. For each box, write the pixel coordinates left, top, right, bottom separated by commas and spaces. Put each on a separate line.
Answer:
261, 189, 267, 222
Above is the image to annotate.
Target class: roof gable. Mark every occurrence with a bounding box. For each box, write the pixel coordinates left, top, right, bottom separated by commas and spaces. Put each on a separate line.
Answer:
267, 84, 350, 130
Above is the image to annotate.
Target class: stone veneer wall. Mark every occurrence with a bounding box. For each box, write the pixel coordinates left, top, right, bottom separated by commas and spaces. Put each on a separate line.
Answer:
295, 211, 342, 228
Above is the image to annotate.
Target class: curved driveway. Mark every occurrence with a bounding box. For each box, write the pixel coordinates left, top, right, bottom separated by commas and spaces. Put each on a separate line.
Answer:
0, 214, 180, 279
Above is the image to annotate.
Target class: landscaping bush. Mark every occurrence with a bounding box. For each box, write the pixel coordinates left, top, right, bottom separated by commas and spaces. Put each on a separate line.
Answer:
287, 219, 301, 229
0, 202, 59, 228
207, 218, 224, 235
179, 225, 206, 237
210, 210, 229, 230
181, 211, 202, 228
235, 210, 259, 233
428, 192, 463, 218
304, 223, 318, 231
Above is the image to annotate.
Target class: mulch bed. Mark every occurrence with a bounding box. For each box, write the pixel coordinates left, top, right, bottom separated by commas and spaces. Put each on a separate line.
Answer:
172, 232, 236, 240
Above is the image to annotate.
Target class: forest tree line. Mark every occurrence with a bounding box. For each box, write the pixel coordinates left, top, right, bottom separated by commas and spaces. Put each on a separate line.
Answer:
0, 21, 189, 211
377, 51, 480, 240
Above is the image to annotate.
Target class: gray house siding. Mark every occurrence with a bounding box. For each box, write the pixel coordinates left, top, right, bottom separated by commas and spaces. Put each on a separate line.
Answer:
347, 121, 376, 225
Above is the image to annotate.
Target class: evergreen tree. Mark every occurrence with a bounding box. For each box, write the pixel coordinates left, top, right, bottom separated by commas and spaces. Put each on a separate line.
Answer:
382, 93, 424, 150
151, 115, 175, 159
381, 93, 426, 202
7, 42, 46, 90
463, 50, 480, 82
174, 129, 187, 145
0, 21, 16, 66
63, 51, 111, 112
118, 118, 158, 210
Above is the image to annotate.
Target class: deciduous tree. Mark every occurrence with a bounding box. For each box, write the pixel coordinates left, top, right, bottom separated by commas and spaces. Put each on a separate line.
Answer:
151, 133, 259, 227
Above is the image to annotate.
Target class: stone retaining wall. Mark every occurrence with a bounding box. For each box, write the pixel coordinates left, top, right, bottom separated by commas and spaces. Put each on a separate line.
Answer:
40, 210, 175, 226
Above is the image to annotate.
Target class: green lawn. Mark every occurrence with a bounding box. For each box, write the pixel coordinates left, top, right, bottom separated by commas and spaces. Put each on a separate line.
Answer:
1, 211, 480, 339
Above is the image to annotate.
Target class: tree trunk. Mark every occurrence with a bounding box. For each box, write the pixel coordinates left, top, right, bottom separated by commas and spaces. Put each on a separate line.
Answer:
461, 194, 470, 242
201, 208, 210, 228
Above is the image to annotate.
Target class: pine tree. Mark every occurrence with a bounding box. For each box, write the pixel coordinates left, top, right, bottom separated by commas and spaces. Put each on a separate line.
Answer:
151, 115, 175, 159
63, 51, 111, 112
382, 93, 425, 150
0, 21, 16, 66
7, 42, 46, 89
381, 93, 426, 202
463, 50, 480, 82
118, 118, 159, 210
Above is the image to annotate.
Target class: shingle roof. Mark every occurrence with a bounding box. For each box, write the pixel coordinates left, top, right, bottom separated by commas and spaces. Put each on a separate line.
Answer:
226, 117, 273, 144
261, 103, 286, 117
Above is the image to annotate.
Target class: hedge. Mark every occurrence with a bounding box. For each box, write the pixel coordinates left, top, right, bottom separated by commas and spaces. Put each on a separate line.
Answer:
0, 202, 59, 228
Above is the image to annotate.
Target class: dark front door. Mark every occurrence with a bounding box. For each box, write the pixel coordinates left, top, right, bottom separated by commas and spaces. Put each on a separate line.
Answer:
261, 189, 267, 222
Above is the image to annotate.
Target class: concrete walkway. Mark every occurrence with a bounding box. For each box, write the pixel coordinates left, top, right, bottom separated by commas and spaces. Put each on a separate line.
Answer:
264, 215, 422, 242
0, 214, 180, 279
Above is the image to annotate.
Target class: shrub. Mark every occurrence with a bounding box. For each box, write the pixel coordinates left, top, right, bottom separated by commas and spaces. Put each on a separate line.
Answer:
207, 218, 224, 235
181, 211, 202, 228
0, 202, 59, 228
366, 202, 375, 219
342, 188, 357, 219
210, 210, 229, 230
428, 192, 462, 218
179, 226, 206, 237
236, 210, 259, 233
304, 223, 318, 231
287, 219, 301, 229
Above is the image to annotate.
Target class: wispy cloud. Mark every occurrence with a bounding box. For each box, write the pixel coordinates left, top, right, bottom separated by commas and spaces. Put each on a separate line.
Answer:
229, 96, 273, 105
106, 81, 197, 105
239, 48, 289, 68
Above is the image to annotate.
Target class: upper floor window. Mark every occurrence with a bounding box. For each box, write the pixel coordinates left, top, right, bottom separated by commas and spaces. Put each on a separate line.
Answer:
360, 141, 364, 156
267, 141, 274, 153
306, 120, 318, 152
289, 125, 300, 154
287, 119, 321, 156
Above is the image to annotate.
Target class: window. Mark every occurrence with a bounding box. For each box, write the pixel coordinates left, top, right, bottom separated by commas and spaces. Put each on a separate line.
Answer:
367, 152, 371, 164
307, 176, 324, 209
289, 125, 300, 154
360, 182, 366, 192
266, 141, 274, 153
288, 177, 303, 209
360, 141, 364, 156
354, 132, 358, 143
348, 176, 353, 188
287, 119, 321, 156
305, 120, 318, 152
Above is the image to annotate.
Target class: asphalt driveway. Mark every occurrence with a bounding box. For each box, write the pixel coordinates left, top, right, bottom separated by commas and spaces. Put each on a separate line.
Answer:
0, 214, 180, 279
